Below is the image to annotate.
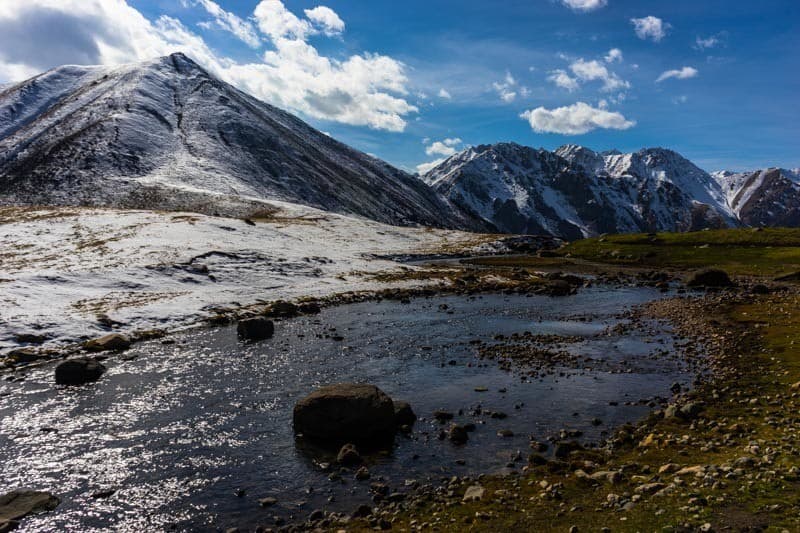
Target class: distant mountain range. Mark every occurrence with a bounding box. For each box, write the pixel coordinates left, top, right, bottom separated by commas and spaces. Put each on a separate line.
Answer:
423, 142, 799, 239
0, 54, 797, 239
0, 53, 487, 231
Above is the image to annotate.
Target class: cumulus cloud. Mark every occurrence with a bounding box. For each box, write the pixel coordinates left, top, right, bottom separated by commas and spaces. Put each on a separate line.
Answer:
437, 88, 452, 99
569, 58, 629, 92
0, 0, 417, 132
189, 0, 261, 48
631, 16, 670, 42
547, 69, 579, 92
520, 102, 635, 134
560, 0, 608, 12
304, 6, 345, 36
425, 137, 462, 157
604, 48, 623, 63
416, 159, 446, 175
656, 66, 698, 82
493, 71, 527, 103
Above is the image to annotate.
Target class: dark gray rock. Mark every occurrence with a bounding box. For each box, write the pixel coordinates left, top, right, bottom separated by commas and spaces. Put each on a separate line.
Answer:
54, 358, 106, 385
237, 318, 275, 341
393, 401, 416, 427
686, 269, 733, 288
293, 383, 396, 444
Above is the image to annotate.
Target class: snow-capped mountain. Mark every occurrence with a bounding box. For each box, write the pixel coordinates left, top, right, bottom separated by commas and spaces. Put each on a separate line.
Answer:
712, 168, 800, 227
426, 143, 736, 239
0, 53, 487, 231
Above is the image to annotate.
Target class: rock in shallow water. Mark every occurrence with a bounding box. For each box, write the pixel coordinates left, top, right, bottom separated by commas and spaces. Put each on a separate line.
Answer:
0, 490, 60, 524
236, 318, 274, 341
293, 383, 396, 445
54, 358, 106, 385
84, 333, 131, 352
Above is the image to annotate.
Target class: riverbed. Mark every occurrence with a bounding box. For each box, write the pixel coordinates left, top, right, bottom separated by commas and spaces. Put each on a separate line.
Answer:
0, 286, 701, 531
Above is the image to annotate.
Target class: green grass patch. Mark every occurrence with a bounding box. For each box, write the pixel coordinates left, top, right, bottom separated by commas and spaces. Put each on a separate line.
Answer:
558, 228, 800, 277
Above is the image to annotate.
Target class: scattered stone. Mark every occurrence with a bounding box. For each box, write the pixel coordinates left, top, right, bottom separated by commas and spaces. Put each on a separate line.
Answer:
462, 485, 485, 502
448, 425, 469, 445
393, 401, 416, 427
6, 348, 42, 364
354, 466, 371, 481
298, 302, 321, 315
336, 443, 362, 466
236, 317, 275, 341
55, 358, 106, 385
686, 269, 733, 289
267, 301, 299, 318
84, 333, 131, 352
433, 410, 454, 423
258, 497, 277, 507
634, 482, 666, 495
497, 429, 514, 438
293, 383, 396, 444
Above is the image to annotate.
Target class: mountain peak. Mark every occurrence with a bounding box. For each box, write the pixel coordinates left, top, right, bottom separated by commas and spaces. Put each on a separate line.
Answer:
0, 55, 487, 231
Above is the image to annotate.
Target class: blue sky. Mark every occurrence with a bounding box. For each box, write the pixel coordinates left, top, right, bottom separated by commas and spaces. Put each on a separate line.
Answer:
0, 0, 797, 172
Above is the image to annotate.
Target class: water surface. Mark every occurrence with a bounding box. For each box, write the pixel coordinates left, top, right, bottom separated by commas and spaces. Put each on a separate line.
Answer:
0, 287, 698, 531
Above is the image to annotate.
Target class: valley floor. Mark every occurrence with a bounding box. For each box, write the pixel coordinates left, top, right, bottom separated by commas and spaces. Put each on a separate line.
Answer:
0, 203, 498, 355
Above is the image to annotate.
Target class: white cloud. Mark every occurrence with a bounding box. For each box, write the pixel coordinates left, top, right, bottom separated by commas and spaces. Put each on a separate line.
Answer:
569, 58, 629, 92
672, 95, 688, 104
304, 6, 345, 36
418, 138, 463, 174
437, 88, 452, 99
604, 48, 623, 63
656, 66, 698, 82
416, 158, 445, 175
0, 0, 417, 132
547, 69, 579, 92
560, 0, 608, 12
520, 102, 635, 134
253, 0, 311, 40
493, 72, 519, 102
425, 137, 462, 157
694, 33, 726, 51
188, 0, 260, 48
631, 16, 670, 42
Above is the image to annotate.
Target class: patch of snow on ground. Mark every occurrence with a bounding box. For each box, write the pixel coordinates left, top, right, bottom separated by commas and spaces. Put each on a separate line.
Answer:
0, 202, 488, 353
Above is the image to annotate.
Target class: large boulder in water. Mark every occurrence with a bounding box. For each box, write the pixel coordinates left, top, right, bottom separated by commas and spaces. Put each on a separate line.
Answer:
55, 357, 106, 385
686, 269, 733, 288
0, 490, 60, 526
293, 383, 396, 445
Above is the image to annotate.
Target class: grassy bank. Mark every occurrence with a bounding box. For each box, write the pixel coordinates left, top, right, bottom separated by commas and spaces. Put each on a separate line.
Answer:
472, 228, 800, 277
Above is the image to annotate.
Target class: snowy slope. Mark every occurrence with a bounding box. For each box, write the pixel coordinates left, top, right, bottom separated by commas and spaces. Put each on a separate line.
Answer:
0, 54, 487, 231
426, 143, 736, 239
712, 168, 800, 227
0, 202, 495, 353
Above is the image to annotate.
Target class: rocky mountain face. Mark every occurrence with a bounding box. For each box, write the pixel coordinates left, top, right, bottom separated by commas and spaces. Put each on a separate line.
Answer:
425, 142, 737, 240
712, 168, 800, 228
0, 53, 488, 231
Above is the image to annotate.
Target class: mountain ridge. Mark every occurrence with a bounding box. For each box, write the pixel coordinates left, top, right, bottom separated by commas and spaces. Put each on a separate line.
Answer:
424, 142, 796, 238
0, 53, 489, 231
